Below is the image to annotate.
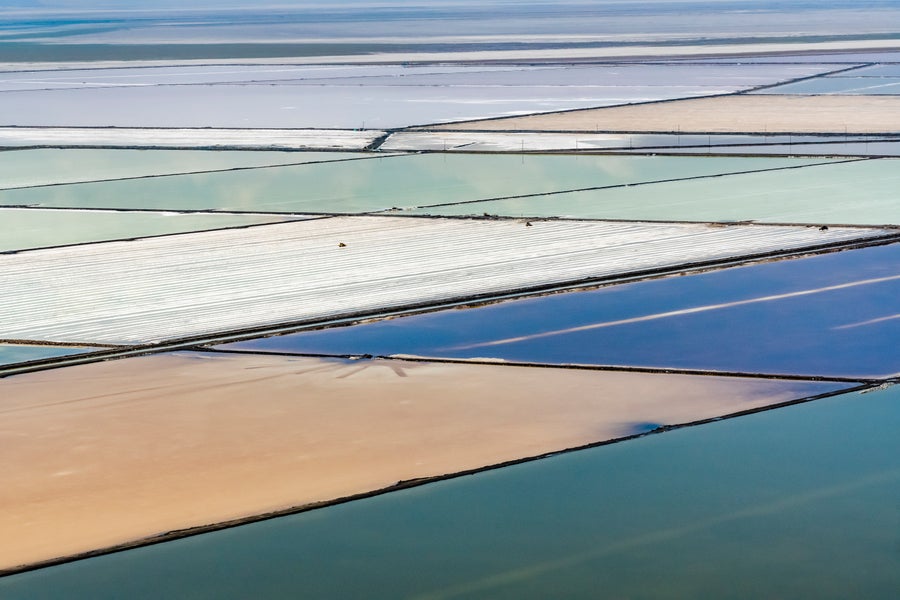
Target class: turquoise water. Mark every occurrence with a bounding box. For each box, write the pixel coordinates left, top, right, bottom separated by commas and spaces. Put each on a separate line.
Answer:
409, 158, 900, 225
3, 384, 897, 598
0, 154, 836, 214
222, 243, 900, 378
0, 344, 91, 366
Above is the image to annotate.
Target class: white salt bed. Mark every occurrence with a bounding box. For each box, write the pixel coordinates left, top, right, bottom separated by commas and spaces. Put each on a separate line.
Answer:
0, 62, 842, 129
0, 216, 888, 345
379, 131, 639, 152
0, 128, 383, 150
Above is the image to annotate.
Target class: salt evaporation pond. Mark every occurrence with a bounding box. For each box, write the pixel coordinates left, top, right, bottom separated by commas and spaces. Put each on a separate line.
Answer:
410, 158, 900, 225
635, 140, 900, 157
222, 243, 900, 379
0, 149, 352, 190
0, 62, 834, 129
0, 154, 839, 214
0, 351, 842, 571
0, 344, 92, 367
0, 209, 299, 252
751, 76, 900, 95
3, 384, 896, 598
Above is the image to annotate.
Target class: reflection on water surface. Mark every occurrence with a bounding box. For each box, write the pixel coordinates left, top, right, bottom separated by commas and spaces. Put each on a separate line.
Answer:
224, 243, 900, 378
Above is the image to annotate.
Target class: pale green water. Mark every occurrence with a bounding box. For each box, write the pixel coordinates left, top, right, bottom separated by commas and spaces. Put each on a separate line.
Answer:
0, 344, 91, 366
410, 158, 900, 225
0, 149, 366, 190
0, 154, 837, 214
3, 384, 897, 598
0, 209, 300, 252
639, 140, 900, 157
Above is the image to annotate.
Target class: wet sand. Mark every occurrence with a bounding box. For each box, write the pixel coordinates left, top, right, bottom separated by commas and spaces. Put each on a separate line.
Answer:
0, 351, 844, 572
430, 95, 900, 134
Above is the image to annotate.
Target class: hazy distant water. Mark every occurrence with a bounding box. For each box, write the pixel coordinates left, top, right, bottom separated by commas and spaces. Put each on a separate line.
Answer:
2, 1, 899, 61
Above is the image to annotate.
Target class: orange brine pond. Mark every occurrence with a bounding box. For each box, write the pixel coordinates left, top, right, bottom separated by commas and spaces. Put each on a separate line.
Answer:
0, 350, 845, 572
1, 384, 896, 598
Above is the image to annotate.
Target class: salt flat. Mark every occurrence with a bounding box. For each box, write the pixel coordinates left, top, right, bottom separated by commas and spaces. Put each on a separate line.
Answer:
0, 128, 383, 150
379, 131, 899, 154
0, 216, 888, 345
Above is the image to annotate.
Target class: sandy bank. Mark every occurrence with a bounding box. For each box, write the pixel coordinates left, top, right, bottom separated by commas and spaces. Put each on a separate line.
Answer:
429, 95, 900, 134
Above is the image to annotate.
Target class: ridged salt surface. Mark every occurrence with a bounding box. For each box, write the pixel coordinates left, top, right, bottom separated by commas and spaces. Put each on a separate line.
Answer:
0, 128, 383, 150
381, 131, 898, 154
0, 216, 888, 345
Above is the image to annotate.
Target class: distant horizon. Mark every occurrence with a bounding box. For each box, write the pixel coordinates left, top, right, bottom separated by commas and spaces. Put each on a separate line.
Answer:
3, 0, 899, 63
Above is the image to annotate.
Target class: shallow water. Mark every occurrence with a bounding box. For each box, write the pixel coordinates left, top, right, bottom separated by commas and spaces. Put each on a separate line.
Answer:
753, 76, 900, 94
410, 158, 900, 225
0, 351, 842, 571
0, 149, 351, 190
0, 154, 837, 213
0, 208, 298, 252
3, 383, 897, 598
0, 343, 91, 366
852, 63, 900, 77
222, 243, 900, 378
630, 140, 900, 157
